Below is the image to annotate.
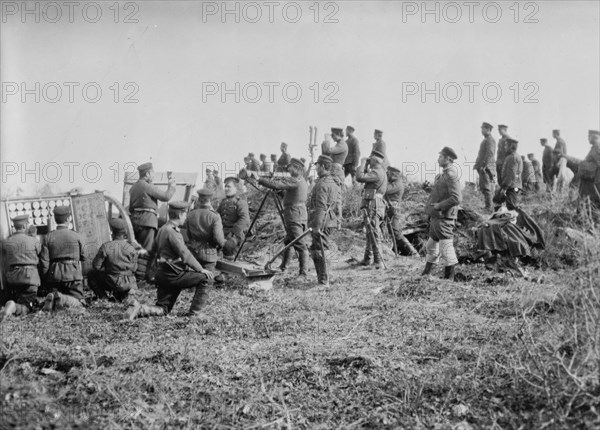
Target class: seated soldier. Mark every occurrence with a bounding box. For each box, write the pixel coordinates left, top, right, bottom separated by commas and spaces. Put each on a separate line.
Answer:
217, 177, 250, 260
87, 218, 138, 303
1, 215, 42, 320
40, 206, 86, 311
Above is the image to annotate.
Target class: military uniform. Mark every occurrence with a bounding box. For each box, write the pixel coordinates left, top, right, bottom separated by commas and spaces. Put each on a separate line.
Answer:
1, 215, 42, 314
530, 156, 544, 192
129, 163, 176, 251
554, 135, 567, 155
308, 156, 339, 285
248, 157, 261, 172
385, 167, 418, 256
356, 151, 388, 266
372, 140, 389, 169
217, 192, 250, 258
578, 132, 600, 208
40, 211, 86, 302
183, 192, 225, 274
259, 160, 310, 274
521, 157, 536, 193
277, 152, 292, 172
343, 132, 361, 178
474, 126, 497, 212
324, 128, 348, 225
542, 141, 554, 184
501, 145, 523, 210
496, 132, 510, 183
423, 148, 462, 275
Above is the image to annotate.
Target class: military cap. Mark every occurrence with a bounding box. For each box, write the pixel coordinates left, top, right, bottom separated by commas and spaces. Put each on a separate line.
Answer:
248, 152, 255, 157
289, 158, 305, 169
498, 124, 508, 129
206, 167, 212, 172
260, 153, 266, 158
224, 176, 240, 184
506, 138, 519, 145
481, 122, 493, 129
331, 127, 344, 136
280, 142, 288, 147
316, 155, 333, 165
374, 129, 383, 134
589, 130, 600, 136
53, 205, 71, 216
370, 150, 385, 159
109, 218, 127, 232
12, 214, 30, 227
387, 166, 401, 173
168, 201, 189, 210
540, 138, 548, 143
270, 154, 277, 159
553, 129, 560, 133
137, 162, 153, 173
439, 146, 458, 160
346, 125, 355, 132
197, 188, 214, 197
527, 153, 534, 157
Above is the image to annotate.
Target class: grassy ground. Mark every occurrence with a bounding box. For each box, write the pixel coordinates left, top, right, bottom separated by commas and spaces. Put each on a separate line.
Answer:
1, 186, 598, 429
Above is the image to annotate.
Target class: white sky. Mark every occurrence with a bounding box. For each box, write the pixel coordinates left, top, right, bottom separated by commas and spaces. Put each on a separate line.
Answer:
1, 0, 599, 198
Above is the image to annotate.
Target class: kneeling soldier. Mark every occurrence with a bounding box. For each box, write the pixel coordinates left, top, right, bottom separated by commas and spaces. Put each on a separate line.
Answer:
421, 147, 462, 281
126, 201, 214, 320
1, 215, 42, 320
87, 218, 138, 302
309, 155, 339, 286
40, 206, 86, 311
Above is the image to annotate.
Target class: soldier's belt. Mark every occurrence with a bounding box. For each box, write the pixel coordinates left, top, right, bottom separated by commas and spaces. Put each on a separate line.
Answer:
133, 208, 158, 215
10, 263, 36, 268
51, 258, 78, 264
157, 257, 182, 264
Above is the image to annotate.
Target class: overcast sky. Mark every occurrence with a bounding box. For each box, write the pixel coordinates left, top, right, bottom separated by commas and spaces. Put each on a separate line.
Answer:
1, 0, 599, 198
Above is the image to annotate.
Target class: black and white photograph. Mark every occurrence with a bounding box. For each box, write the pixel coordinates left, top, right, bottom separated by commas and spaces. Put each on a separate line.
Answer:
1, 1, 599, 428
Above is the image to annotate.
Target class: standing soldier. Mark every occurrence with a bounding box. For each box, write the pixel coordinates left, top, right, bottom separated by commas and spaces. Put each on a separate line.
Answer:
499, 138, 523, 210
204, 169, 217, 192
553, 129, 568, 155
256, 158, 310, 275
496, 124, 510, 183
129, 162, 176, 252
322, 127, 348, 224
528, 153, 544, 192
474, 122, 497, 213
269, 154, 278, 173
277, 143, 292, 172
213, 169, 223, 194
577, 130, 600, 208
40, 206, 86, 311
87, 218, 138, 303
372, 129, 389, 168
308, 155, 339, 286
343, 126, 361, 181
183, 189, 225, 281
259, 154, 270, 173
247, 153, 261, 172
217, 177, 250, 260
521, 155, 536, 194
0, 215, 42, 320
385, 166, 419, 256
126, 201, 214, 320
421, 147, 462, 281
541, 138, 554, 185
356, 150, 388, 268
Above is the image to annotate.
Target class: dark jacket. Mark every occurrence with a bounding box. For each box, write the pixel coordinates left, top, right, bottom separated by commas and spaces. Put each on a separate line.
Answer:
425, 164, 462, 220
2, 231, 42, 287
344, 135, 361, 167
501, 152, 523, 190
150, 222, 203, 272
40, 225, 85, 282
474, 135, 497, 171
217, 195, 250, 240
308, 173, 339, 230
129, 179, 176, 229
183, 204, 226, 263
92, 239, 138, 288
258, 175, 308, 223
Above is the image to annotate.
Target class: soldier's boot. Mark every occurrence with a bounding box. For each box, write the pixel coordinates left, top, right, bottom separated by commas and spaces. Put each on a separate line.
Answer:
298, 249, 310, 276
317, 258, 329, 287
373, 247, 383, 270
397, 235, 419, 256
484, 192, 494, 213
444, 265, 455, 281
421, 262, 434, 276
188, 287, 208, 319
359, 248, 372, 266
278, 248, 291, 272
126, 300, 164, 320
53, 292, 84, 310
311, 250, 322, 279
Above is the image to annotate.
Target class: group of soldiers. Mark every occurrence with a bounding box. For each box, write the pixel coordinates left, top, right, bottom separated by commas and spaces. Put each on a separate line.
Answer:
475, 123, 600, 212
2, 125, 599, 321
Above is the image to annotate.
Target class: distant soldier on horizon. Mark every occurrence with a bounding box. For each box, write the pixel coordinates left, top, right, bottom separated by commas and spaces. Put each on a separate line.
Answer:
322, 127, 348, 225
372, 129, 389, 169
496, 124, 510, 183
521, 155, 536, 194
259, 154, 270, 173
343, 126, 361, 181
528, 153, 544, 192
541, 138, 554, 186
577, 130, 600, 208
499, 138, 523, 210
247, 153, 261, 172
474, 122, 497, 213
277, 143, 292, 172
553, 129, 567, 155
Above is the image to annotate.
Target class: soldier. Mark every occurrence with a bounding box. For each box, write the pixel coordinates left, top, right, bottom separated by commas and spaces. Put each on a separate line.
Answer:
322, 127, 348, 224
521, 155, 536, 194
385, 166, 419, 256
541, 138, 554, 185
126, 201, 214, 320
277, 142, 292, 172
129, 162, 176, 252
87, 218, 138, 302
372, 129, 389, 168
474, 122, 497, 213
577, 130, 600, 208
308, 155, 339, 286
0, 215, 42, 320
183, 189, 225, 280
553, 129, 568, 155
217, 177, 250, 260
499, 138, 523, 210
528, 153, 544, 192
256, 158, 310, 275
204, 168, 217, 192
40, 206, 86, 311
270, 154, 278, 172
213, 169, 223, 192
496, 124, 510, 183
356, 150, 388, 268
552, 149, 574, 193
259, 154, 270, 173
247, 153, 261, 172
421, 147, 462, 281
343, 126, 361, 181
